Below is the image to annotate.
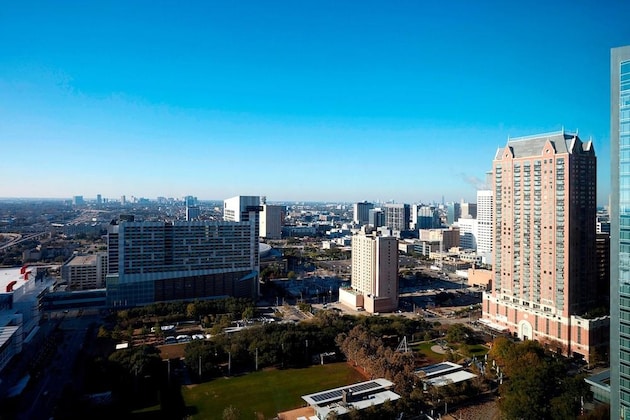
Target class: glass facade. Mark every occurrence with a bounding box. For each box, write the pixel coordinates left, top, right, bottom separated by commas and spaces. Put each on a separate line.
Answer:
613, 46, 630, 420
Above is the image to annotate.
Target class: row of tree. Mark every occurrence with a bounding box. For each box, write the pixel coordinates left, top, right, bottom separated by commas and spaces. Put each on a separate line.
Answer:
112, 297, 255, 328
489, 337, 594, 419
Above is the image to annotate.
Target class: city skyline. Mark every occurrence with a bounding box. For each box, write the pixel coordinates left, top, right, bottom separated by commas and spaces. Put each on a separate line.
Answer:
2, 2, 629, 205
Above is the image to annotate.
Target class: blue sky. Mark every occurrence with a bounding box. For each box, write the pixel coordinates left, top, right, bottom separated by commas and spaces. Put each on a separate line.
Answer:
1, 1, 628, 205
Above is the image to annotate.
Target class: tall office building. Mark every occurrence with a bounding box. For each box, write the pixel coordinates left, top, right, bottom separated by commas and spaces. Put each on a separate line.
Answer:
353, 201, 374, 225
106, 207, 260, 307
481, 131, 607, 362
457, 218, 478, 250
186, 205, 200, 221
368, 208, 384, 228
446, 202, 461, 226
412, 205, 440, 230
224, 196, 260, 222
260, 204, 285, 239
460, 200, 477, 219
611, 45, 630, 420
476, 190, 493, 264
339, 231, 399, 313
184, 195, 197, 207
383, 203, 411, 234
224, 196, 261, 271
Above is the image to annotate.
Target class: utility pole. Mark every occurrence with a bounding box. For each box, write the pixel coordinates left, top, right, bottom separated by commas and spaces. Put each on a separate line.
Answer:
228, 351, 231, 376
255, 348, 258, 371
198, 355, 202, 377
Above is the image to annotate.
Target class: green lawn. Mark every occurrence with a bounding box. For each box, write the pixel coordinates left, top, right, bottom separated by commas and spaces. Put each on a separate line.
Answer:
465, 343, 490, 357
182, 362, 366, 419
411, 341, 445, 364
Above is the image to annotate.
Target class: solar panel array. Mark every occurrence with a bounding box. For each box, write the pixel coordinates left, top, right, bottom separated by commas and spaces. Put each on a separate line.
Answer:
349, 381, 381, 393
420, 363, 458, 376
308, 380, 382, 403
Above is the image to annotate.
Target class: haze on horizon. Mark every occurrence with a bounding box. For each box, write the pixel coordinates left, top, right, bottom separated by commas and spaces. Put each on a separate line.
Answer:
1, 1, 628, 206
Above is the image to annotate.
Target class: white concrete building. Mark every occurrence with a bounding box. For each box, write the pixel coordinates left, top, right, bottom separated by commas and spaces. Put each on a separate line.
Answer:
260, 204, 284, 239
457, 218, 478, 250
476, 189, 493, 264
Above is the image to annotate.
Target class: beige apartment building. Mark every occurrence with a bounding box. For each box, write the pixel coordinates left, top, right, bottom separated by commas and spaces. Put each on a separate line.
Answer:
339, 231, 398, 313
481, 131, 608, 363
61, 253, 108, 290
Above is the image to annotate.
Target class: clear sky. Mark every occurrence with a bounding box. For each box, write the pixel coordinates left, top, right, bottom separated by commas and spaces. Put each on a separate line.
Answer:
1, 1, 628, 205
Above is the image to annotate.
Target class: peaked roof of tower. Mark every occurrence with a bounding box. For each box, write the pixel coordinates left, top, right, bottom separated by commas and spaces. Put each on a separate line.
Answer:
495, 131, 594, 160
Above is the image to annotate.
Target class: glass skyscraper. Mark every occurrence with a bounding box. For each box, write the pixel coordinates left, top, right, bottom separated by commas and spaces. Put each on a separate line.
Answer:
612, 45, 630, 420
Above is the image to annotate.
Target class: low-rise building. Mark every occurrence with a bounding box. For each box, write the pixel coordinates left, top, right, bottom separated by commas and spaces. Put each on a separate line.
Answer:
301, 378, 400, 418
61, 253, 108, 290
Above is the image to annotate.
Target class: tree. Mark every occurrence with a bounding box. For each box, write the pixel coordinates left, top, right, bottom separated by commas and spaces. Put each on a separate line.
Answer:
490, 339, 591, 420
97, 325, 110, 339
186, 302, 198, 319
153, 321, 163, 339
241, 306, 254, 321
445, 323, 473, 344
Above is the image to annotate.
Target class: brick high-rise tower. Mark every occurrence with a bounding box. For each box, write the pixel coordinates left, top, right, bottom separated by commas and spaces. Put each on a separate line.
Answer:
481, 131, 607, 362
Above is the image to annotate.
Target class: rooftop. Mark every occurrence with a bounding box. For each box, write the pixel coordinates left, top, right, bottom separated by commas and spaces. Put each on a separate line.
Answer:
495, 131, 593, 160
302, 378, 400, 417
66, 254, 99, 266
416, 361, 462, 378
0, 267, 28, 294
0, 325, 20, 352
426, 370, 477, 387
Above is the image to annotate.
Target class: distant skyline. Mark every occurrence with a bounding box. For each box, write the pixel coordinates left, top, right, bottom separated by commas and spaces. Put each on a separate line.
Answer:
1, 2, 628, 205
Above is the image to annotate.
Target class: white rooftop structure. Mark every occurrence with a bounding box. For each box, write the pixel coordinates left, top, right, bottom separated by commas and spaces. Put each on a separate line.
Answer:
477, 318, 509, 332
416, 362, 478, 389
416, 361, 462, 378
302, 378, 400, 418
0, 267, 30, 294
426, 370, 477, 387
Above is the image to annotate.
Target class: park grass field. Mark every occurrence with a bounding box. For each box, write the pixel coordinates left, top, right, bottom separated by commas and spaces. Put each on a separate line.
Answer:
465, 343, 490, 357
412, 341, 445, 364
182, 362, 366, 419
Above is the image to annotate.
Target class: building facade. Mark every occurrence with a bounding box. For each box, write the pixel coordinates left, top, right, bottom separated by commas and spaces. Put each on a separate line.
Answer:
61, 253, 108, 290
611, 45, 630, 420
106, 218, 259, 307
476, 189, 493, 264
460, 201, 477, 219
412, 205, 440, 230
353, 201, 374, 225
446, 202, 461, 226
482, 131, 606, 362
339, 231, 398, 313
185, 205, 200, 221
368, 208, 384, 228
260, 204, 285, 239
457, 218, 478, 250
383, 203, 410, 234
